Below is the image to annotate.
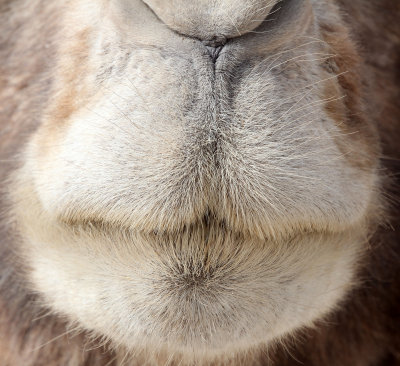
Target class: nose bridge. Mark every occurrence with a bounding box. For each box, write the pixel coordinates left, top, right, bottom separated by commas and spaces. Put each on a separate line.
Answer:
143, 0, 279, 42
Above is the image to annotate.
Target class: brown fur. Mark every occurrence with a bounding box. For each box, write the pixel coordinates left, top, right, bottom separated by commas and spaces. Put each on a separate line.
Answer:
320, 17, 379, 170
36, 26, 97, 155
0, 0, 399, 365
269, 1, 400, 365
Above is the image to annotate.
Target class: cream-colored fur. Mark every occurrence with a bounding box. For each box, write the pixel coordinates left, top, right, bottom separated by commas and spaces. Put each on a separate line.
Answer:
10, 0, 381, 364
142, 0, 280, 43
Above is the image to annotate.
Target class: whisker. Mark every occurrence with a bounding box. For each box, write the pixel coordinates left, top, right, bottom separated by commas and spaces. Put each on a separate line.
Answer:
32, 325, 82, 352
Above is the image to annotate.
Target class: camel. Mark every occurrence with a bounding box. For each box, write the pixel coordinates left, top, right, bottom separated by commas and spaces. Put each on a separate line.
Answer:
0, 0, 399, 365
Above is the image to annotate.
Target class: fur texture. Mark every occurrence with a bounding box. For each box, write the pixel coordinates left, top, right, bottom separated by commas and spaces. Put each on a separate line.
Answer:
0, 0, 399, 365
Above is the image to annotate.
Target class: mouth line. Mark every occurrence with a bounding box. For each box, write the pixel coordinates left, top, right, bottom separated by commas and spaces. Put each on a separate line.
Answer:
61, 211, 233, 238
58, 209, 338, 248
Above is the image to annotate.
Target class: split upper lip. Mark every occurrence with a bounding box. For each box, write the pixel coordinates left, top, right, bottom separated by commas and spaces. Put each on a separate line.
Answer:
204, 44, 224, 63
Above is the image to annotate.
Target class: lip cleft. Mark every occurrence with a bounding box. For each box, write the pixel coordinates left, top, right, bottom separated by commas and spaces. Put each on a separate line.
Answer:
205, 44, 224, 63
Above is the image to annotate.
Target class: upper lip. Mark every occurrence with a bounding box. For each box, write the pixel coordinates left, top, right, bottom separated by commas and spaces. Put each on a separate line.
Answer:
204, 44, 224, 63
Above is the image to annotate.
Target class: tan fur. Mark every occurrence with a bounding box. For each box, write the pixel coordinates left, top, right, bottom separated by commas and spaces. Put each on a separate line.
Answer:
0, 0, 399, 365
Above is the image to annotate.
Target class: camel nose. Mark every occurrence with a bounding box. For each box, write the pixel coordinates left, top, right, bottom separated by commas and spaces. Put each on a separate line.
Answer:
143, 0, 279, 42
